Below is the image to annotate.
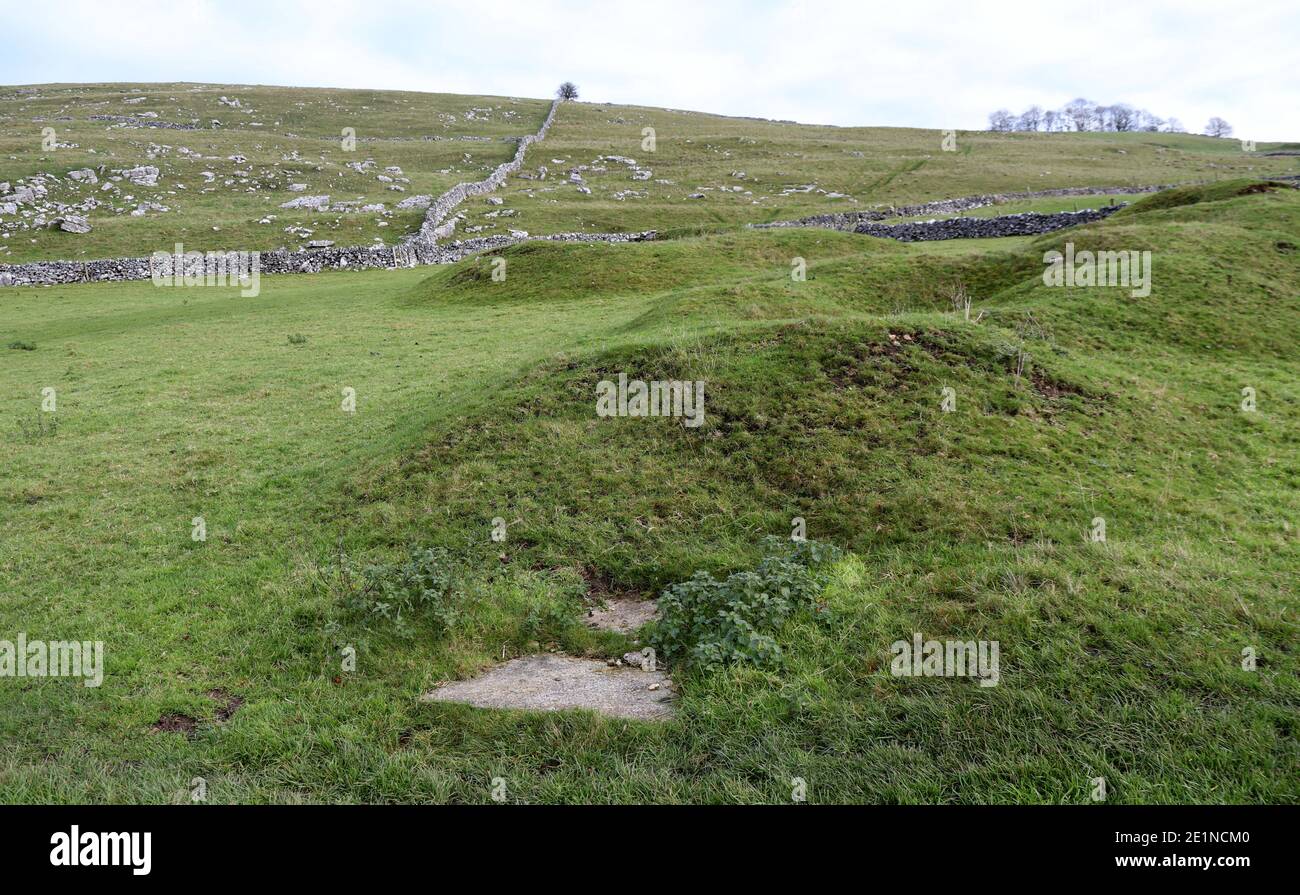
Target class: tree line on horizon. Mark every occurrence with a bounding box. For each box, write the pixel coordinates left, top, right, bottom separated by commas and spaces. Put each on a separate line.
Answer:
987, 99, 1233, 138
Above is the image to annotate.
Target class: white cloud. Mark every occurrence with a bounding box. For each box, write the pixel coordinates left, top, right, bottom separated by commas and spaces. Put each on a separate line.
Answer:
3, 0, 1297, 139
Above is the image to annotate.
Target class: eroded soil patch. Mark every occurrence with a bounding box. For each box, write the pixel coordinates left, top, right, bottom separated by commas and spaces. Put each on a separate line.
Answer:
579, 567, 659, 633
585, 598, 659, 633
208, 689, 245, 722
151, 713, 198, 735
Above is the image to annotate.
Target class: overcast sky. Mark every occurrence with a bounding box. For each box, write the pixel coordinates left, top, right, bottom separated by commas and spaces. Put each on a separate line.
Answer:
3, 0, 1297, 140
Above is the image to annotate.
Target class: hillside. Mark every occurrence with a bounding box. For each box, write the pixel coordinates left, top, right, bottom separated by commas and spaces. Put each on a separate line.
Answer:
1, 83, 1296, 264
1, 140, 1296, 806
479, 100, 1299, 234
0, 83, 550, 263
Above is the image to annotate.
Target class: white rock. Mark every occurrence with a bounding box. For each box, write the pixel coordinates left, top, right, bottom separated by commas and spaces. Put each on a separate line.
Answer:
2, 184, 47, 204
120, 165, 159, 186
280, 194, 330, 210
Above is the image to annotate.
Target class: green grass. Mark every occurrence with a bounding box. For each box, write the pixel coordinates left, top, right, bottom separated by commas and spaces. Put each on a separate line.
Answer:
1, 177, 1295, 803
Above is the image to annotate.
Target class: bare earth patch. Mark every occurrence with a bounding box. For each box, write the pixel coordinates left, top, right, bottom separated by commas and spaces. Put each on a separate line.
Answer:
208, 688, 245, 722
422, 654, 675, 720
585, 597, 659, 633
579, 566, 658, 633
151, 713, 197, 735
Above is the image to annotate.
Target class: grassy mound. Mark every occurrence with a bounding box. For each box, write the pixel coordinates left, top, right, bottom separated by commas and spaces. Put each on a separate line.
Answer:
1, 183, 1295, 803
334, 187, 1295, 801
1118, 178, 1293, 215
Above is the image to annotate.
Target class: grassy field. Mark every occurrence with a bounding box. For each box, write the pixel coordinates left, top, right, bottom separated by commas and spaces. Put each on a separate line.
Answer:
1, 175, 1296, 803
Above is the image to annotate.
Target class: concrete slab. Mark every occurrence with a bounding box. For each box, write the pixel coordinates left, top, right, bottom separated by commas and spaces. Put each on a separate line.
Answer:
422, 654, 675, 720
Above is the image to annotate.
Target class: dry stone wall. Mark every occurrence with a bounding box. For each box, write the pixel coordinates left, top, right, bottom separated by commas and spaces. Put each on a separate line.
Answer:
850, 206, 1123, 242
755, 184, 1169, 231
407, 99, 561, 246
0, 232, 656, 287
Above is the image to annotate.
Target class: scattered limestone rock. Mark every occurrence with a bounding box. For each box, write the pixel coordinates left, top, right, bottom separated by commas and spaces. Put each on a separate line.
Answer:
280, 194, 329, 210
120, 165, 159, 186
621, 651, 655, 669
52, 215, 91, 234
3, 183, 47, 204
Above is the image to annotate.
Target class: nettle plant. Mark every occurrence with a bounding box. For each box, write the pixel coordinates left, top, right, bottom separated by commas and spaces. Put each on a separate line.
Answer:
343, 546, 459, 637
650, 537, 841, 669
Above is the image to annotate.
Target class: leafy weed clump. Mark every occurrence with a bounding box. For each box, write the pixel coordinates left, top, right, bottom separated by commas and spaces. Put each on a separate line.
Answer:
650, 537, 841, 669
341, 546, 459, 637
